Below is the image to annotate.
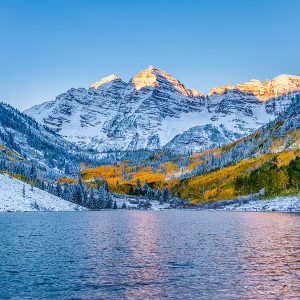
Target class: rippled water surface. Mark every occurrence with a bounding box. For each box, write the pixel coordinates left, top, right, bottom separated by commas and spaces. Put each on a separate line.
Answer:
0, 210, 300, 299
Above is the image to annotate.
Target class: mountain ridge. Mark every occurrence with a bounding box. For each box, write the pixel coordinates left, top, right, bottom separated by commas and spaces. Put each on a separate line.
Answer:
24, 67, 300, 153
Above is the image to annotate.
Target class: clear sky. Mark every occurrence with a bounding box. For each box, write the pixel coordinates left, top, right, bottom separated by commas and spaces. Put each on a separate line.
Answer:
0, 0, 299, 110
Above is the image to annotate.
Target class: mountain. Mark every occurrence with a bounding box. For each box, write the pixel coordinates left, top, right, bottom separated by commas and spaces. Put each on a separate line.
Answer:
25, 67, 300, 153
80, 93, 300, 206
171, 92, 300, 202
25, 66, 205, 152
164, 124, 241, 153
208, 74, 300, 116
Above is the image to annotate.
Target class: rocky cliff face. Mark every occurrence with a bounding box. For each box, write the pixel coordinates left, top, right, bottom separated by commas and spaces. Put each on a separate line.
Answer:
25, 67, 300, 153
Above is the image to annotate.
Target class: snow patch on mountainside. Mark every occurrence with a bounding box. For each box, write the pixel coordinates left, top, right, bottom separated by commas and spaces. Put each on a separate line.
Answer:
158, 110, 212, 145
0, 174, 85, 212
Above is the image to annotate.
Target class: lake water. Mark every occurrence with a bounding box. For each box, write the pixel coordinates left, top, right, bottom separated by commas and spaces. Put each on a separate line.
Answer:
0, 210, 299, 299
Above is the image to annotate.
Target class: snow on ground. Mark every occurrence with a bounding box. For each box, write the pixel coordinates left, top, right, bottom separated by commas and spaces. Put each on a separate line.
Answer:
222, 195, 300, 212
0, 174, 85, 212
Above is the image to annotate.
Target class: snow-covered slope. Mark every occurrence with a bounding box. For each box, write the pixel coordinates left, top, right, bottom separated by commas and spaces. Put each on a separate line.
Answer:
0, 174, 84, 212
222, 196, 300, 212
25, 67, 300, 153
25, 77, 127, 149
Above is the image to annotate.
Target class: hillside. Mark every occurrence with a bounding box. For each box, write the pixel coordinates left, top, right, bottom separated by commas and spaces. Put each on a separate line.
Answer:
0, 102, 108, 211
0, 102, 99, 178
221, 195, 300, 212
0, 173, 84, 212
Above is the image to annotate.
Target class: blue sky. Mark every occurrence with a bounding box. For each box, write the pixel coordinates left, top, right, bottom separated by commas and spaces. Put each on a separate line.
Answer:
0, 0, 299, 110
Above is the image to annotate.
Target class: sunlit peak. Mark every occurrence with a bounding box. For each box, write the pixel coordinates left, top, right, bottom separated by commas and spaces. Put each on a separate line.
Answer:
132, 67, 159, 90
90, 74, 120, 89
132, 66, 200, 97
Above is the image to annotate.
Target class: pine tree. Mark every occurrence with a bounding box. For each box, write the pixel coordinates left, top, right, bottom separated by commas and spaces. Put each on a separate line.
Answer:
89, 188, 96, 209
143, 180, 150, 196
163, 185, 170, 203
22, 185, 26, 198
106, 194, 113, 209
56, 182, 62, 197
116, 180, 120, 190
72, 185, 82, 205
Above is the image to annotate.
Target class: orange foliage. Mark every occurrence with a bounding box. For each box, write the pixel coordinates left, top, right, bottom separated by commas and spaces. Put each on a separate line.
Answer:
276, 150, 296, 166
82, 164, 122, 181
58, 177, 76, 184
160, 161, 180, 174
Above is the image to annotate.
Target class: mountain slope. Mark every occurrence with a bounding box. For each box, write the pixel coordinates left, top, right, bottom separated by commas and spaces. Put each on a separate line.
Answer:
172, 93, 300, 202
25, 67, 300, 153
0, 173, 84, 212
0, 102, 97, 177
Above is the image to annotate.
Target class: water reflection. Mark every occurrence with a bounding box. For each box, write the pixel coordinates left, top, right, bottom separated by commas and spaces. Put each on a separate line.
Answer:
0, 211, 300, 299
121, 212, 162, 298
235, 213, 300, 299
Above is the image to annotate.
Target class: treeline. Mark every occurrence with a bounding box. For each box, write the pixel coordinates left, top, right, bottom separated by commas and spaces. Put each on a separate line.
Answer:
54, 178, 115, 209
123, 178, 189, 207
130, 179, 170, 202
235, 156, 300, 198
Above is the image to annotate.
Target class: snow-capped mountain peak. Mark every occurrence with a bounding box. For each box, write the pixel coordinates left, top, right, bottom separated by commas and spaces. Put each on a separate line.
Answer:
268, 74, 300, 94
272, 74, 298, 84
191, 88, 203, 97
90, 74, 120, 89
25, 68, 300, 154
131, 66, 202, 97
131, 66, 159, 90
208, 84, 235, 96
209, 74, 300, 101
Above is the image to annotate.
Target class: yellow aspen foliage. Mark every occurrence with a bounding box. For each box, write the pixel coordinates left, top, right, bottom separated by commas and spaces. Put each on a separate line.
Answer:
58, 177, 76, 184
276, 150, 295, 166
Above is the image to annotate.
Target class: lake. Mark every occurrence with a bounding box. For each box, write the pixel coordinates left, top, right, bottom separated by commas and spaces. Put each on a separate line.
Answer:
0, 210, 299, 299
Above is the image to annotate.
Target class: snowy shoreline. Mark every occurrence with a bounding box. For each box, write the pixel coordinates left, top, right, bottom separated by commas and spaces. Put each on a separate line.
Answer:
113, 193, 300, 213
219, 195, 300, 212
1, 174, 299, 213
